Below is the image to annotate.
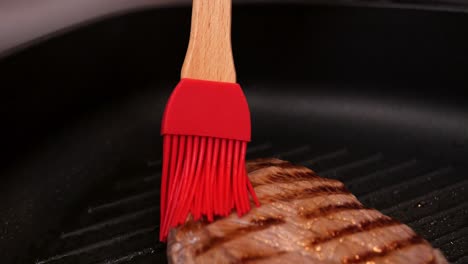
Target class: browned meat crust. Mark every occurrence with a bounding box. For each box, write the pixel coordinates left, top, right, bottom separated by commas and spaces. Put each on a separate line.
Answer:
167, 158, 448, 264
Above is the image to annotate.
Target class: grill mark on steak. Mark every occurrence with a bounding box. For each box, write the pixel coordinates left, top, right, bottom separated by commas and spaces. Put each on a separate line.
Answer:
251, 170, 318, 187
246, 158, 290, 168
300, 202, 365, 219
238, 251, 287, 263
246, 160, 291, 173
264, 185, 349, 202
307, 217, 402, 247
341, 235, 425, 264
195, 217, 286, 256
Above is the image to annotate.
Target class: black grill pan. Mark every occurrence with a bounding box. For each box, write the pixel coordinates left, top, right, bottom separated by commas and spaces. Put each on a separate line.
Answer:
0, 3, 467, 263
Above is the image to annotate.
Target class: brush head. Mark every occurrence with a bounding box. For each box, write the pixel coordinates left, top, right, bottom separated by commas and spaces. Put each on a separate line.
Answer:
161, 78, 251, 141
159, 79, 259, 242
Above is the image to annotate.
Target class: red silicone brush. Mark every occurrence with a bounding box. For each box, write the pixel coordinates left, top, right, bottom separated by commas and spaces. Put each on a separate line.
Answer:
159, 0, 259, 241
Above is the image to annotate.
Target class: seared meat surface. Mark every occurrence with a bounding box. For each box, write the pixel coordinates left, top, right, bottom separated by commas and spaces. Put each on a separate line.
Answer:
167, 158, 447, 264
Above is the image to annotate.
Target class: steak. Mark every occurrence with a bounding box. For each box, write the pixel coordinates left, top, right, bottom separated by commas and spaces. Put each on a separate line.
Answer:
167, 158, 448, 264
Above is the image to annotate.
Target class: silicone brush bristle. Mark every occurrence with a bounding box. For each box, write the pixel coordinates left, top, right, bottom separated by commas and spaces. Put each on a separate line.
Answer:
159, 135, 259, 241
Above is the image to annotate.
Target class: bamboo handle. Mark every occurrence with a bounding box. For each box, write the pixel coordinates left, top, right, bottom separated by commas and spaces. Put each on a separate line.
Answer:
181, 0, 236, 83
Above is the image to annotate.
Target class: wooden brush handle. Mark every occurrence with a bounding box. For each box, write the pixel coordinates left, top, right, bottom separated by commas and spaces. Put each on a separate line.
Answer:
181, 0, 236, 83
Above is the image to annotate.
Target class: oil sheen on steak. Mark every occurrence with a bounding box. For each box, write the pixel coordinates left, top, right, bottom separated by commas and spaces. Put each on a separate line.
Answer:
167, 158, 448, 264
